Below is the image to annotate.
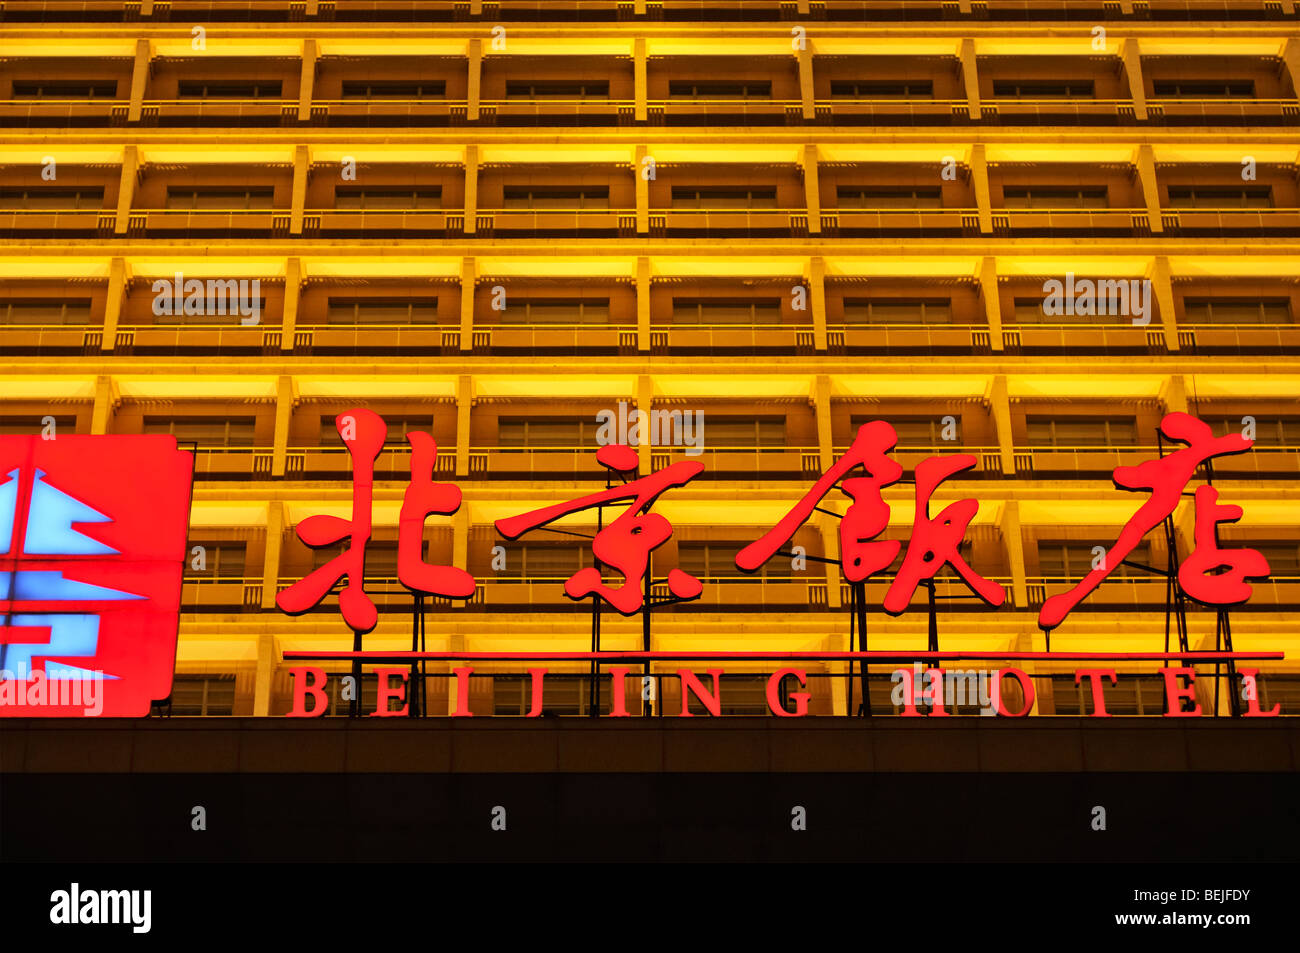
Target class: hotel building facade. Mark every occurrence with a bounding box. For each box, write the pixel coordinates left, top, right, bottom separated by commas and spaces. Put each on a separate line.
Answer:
3, 0, 1300, 723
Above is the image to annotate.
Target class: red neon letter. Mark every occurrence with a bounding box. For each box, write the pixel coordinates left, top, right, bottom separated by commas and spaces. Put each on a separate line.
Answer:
608, 667, 632, 717
1074, 669, 1117, 717
993, 668, 1035, 717
287, 666, 328, 717
525, 668, 547, 717
898, 667, 948, 717
678, 669, 723, 717
452, 667, 474, 717
371, 667, 408, 717
766, 669, 810, 717
1239, 668, 1280, 717
1159, 667, 1202, 717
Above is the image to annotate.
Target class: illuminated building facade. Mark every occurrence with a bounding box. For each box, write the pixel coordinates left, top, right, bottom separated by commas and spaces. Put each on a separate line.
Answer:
3, 0, 1300, 721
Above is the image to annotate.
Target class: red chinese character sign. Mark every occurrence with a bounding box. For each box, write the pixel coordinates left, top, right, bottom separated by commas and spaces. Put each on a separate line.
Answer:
1038, 412, 1270, 633
736, 420, 1006, 614
277, 409, 475, 633
495, 444, 703, 614
0, 435, 194, 717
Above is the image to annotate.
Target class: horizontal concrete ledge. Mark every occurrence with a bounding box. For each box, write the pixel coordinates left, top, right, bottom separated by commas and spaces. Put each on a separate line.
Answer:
4, 717, 1299, 775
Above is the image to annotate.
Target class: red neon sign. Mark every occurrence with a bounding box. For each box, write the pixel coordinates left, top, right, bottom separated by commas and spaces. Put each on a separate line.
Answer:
0, 435, 194, 717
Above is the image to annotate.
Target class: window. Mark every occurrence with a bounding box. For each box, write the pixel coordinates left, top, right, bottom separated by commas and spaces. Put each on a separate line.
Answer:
186, 542, 247, 579
703, 415, 786, 448
1002, 186, 1109, 209
341, 81, 446, 98
1254, 675, 1300, 715
843, 298, 952, 324
836, 186, 942, 210
1037, 540, 1152, 581
177, 80, 283, 98
501, 186, 609, 210
1205, 416, 1300, 447
670, 187, 778, 209
1013, 295, 1116, 325
504, 81, 609, 99
168, 675, 236, 716
1166, 186, 1273, 209
0, 188, 104, 210
0, 299, 92, 325
324, 298, 437, 325
493, 675, 606, 716
12, 81, 117, 98
830, 80, 933, 98
1182, 298, 1291, 325
671, 298, 782, 325
853, 415, 961, 447
678, 541, 792, 579
669, 81, 771, 99
334, 187, 442, 210
319, 415, 432, 448
165, 188, 275, 210
493, 543, 585, 580
142, 417, 257, 447
1025, 416, 1138, 447
310, 540, 421, 578
1152, 80, 1254, 98
0, 416, 74, 435
497, 417, 600, 448
1245, 542, 1300, 576
499, 299, 610, 325
992, 80, 1095, 98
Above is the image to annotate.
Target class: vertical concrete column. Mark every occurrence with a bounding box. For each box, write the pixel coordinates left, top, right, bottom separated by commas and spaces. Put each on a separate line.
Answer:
988, 373, 1016, 478
813, 373, 834, 472
463, 145, 479, 235
1120, 38, 1148, 121
637, 374, 654, 476
634, 37, 648, 122
1000, 500, 1029, 610
261, 501, 286, 610
459, 257, 476, 352
958, 38, 981, 122
979, 256, 1003, 352
797, 46, 816, 122
809, 255, 827, 352
1135, 144, 1164, 234
290, 145, 308, 235
91, 375, 117, 434
1160, 374, 1189, 415
1148, 255, 1181, 353
298, 39, 317, 123
637, 256, 651, 352
452, 507, 470, 591
634, 145, 650, 234
280, 257, 301, 352
253, 634, 277, 717
802, 144, 821, 235
114, 145, 138, 235
969, 143, 992, 234
101, 257, 126, 352
272, 374, 295, 478
1286, 40, 1300, 106
127, 38, 150, 123
467, 38, 482, 122
455, 374, 473, 477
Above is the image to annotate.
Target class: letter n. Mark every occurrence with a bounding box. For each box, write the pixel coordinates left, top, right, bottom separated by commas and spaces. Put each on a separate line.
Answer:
678, 668, 723, 717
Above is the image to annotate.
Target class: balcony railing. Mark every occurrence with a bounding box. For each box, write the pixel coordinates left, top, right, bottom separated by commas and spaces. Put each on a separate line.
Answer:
140, 98, 295, 125
827, 322, 991, 355
479, 98, 636, 125
981, 98, 1138, 125
831, 444, 1004, 477
289, 323, 460, 355
186, 445, 277, 479
306, 208, 453, 235
0, 208, 112, 236
311, 98, 465, 126
472, 207, 634, 236
649, 98, 804, 125
1144, 98, 1300, 125
649, 323, 816, 354
1159, 208, 1300, 237
820, 208, 976, 236
0, 97, 127, 126
1177, 323, 1300, 355
1002, 323, 1159, 355
0, 323, 102, 354
115, 322, 282, 354
992, 207, 1149, 235
122, 207, 290, 235
182, 575, 263, 611
650, 206, 811, 236
813, 98, 967, 125
470, 323, 636, 354
648, 445, 821, 479
288, 444, 456, 480
1027, 575, 1300, 610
